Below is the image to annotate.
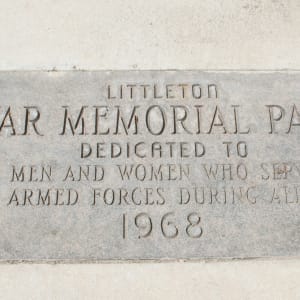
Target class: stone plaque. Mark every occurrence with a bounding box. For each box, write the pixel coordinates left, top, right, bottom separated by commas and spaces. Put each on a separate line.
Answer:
0, 71, 299, 261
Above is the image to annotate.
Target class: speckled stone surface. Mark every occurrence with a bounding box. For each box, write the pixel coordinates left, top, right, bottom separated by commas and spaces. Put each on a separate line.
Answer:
0, 71, 299, 261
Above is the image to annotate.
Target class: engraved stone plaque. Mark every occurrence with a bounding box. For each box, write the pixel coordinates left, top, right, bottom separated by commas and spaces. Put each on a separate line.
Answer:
0, 71, 299, 261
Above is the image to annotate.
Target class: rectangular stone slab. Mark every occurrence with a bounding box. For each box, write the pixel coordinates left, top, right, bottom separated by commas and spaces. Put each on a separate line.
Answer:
0, 70, 299, 261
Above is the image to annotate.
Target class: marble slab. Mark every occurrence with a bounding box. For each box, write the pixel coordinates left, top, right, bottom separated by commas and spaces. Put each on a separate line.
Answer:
0, 71, 299, 261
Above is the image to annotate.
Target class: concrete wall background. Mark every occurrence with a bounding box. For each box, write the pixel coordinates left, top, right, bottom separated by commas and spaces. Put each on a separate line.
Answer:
0, 0, 299, 70
0, 0, 299, 299
0, 261, 300, 299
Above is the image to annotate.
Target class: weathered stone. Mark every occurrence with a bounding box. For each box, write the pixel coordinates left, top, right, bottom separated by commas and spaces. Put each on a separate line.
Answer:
0, 71, 299, 261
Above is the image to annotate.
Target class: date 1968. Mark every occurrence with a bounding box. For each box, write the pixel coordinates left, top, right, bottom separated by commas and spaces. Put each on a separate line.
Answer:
122, 212, 203, 239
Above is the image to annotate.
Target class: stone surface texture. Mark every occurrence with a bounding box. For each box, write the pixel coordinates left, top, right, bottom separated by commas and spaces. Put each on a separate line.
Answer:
0, 71, 299, 261
0, 0, 299, 299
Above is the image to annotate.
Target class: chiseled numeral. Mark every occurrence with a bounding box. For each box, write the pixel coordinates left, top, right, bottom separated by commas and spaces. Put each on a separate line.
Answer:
122, 212, 203, 239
